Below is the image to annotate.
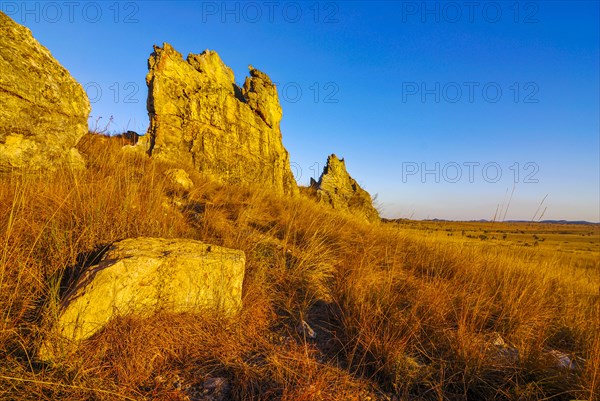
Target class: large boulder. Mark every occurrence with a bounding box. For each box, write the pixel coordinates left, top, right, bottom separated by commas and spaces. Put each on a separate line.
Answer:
41, 237, 245, 359
312, 154, 380, 223
143, 43, 298, 195
0, 12, 90, 171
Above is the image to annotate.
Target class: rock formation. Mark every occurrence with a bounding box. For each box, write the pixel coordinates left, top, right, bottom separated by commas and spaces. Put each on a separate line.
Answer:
0, 12, 90, 171
144, 43, 298, 195
312, 154, 380, 223
41, 237, 245, 359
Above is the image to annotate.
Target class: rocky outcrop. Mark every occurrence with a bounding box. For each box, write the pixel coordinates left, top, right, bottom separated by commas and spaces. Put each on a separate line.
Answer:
0, 12, 90, 171
144, 43, 298, 195
312, 154, 380, 223
41, 237, 245, 359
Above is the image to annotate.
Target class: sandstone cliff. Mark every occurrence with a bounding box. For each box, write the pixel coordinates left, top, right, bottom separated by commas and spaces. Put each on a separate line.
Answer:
144, 44, 298, 195
312, 154, 380, 223
0, 12, 90, 171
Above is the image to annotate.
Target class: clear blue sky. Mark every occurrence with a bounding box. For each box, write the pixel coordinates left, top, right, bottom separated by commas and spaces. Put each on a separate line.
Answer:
10, 1, 599, 221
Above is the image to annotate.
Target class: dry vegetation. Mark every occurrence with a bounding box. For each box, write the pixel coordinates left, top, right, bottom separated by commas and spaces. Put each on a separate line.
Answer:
0, 133, 598, 400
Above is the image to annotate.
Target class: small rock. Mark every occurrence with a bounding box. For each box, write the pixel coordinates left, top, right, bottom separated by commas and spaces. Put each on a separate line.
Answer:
121, 142, 150, 157
490, 332, 506, 347
164, 168, 194, 192
496, 346, 519, 364
488, 333, 519, 364
547, 350, 581, 370
117, 130, 140, 145
185, 377, 230, 401
296, 319, 317, 339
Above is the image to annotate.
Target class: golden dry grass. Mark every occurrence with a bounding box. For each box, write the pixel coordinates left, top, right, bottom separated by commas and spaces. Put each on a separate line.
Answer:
0, 133, 598, 400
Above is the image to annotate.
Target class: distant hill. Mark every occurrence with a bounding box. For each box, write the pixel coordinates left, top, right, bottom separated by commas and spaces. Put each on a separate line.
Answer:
506, 220, 599, 225
383, 218, 599, 225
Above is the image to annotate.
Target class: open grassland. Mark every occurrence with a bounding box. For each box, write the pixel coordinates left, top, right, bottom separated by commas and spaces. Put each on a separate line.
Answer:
388, 219, 599, 254
386, 220, 599, 294
0, 134, 598, 400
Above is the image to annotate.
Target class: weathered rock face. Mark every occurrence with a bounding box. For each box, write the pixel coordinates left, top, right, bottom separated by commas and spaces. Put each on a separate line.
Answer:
144, 43, 298, 195
312, 154, 380, 223
0, 12, 90, 171
42, 237, 245, 358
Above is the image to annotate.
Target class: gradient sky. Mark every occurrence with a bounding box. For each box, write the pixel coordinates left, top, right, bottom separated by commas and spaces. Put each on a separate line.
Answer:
9, 0, 599, 221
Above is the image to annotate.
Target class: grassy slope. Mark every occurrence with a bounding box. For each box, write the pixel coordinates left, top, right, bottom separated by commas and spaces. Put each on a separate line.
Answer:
0, 133, 598, 400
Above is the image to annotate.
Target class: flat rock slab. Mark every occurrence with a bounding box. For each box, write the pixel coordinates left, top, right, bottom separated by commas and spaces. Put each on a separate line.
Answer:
42, 237, 245, 359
